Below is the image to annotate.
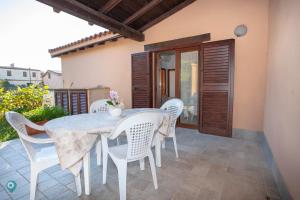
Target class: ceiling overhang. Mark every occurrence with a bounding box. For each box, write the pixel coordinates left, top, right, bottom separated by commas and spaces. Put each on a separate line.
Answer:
36, 0, 196, 41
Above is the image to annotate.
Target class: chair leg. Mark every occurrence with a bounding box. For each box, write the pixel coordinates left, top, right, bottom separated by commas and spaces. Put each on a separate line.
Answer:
172, 135, 179, 158
155, 135, 162, 167
116, 162, 127, 200
96, 140, 102, 166
139, 159, 145, 170
83, 152, 90, 195
101, 135, 108, 184
148, 151, 158, 189
30, 167, 38, 200
75, 173, 82, 196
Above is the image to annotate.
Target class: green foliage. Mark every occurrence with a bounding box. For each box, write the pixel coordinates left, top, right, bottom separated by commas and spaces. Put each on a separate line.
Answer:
106, 100, 114, 106
0, 84, 48, 115
0, 116, 18, 142
0, 85, 54, 142
0, 106, 67, 142
23, 106, 67, 122
0, 80, 17, 91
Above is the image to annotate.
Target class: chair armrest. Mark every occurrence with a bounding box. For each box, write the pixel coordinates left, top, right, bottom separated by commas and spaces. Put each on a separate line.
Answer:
100, 132, 114, 141
20, 134, 54, 144
25, 119, 45, 131
107, 132, 124, 140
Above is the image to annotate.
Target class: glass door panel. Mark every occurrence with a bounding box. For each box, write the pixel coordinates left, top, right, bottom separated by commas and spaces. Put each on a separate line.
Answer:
179, 50, 199, 125
156, 51, 176, 107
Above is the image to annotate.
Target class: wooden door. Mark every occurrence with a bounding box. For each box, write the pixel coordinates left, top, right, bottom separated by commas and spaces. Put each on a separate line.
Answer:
199, 39, 234, 137
131, 52, 153, 108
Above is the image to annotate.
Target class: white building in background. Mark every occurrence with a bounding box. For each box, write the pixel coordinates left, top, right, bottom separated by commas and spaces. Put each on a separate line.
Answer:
42, 70, 63, 89
0, 65, 42, 86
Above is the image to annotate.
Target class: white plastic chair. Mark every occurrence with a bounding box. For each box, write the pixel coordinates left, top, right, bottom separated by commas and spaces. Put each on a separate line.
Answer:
160, 98, 184, 158
5, 112, 82, 200
89, 99, 109, 166
101, 112, 163, 200
89, 99, 109, 113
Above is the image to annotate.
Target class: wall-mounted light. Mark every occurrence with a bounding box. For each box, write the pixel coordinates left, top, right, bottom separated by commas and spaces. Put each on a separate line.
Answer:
234, 24, 248, 37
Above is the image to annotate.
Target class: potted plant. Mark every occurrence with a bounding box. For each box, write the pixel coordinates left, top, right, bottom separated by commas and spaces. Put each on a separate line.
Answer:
106, 90, 124, 117
23, 106, 67, 135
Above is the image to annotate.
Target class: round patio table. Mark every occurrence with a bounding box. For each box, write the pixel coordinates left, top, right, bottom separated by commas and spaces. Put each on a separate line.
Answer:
45, 108, 163, 132
44, 108, 166, 195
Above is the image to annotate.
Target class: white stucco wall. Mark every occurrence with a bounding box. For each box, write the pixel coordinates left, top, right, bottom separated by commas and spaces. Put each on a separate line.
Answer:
0, 67, 42, 86
43, 72, 63, 89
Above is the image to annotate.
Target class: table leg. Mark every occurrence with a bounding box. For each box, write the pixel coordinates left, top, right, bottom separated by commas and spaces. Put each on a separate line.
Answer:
83, 152, 91, 195
75, 174, 82, 196
155, 135, 161, 167
101, 135, 108, 184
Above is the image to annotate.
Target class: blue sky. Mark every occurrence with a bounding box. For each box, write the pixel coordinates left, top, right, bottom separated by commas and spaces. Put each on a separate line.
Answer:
0, 0, 105, 71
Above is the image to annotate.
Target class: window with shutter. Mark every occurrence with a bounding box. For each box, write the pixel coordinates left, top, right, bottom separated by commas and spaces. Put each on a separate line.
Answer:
199, 39, 234, 137
71, 93, 79, 115
131, 52, 153, 108
70, 90, 88, 114
55, 90, 69, 113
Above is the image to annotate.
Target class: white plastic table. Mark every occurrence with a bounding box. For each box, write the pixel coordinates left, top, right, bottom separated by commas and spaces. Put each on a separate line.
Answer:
44, 108, 166, 195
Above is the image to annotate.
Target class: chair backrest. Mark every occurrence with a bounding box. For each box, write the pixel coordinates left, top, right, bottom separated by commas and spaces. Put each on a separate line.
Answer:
89, 99, 109, 113
160, 98, 184, 128
111, 112, 163, 161
5, 111, 38, 161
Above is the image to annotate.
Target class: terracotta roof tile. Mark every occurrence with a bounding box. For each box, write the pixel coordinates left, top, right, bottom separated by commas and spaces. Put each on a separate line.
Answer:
49, 30, 113, 53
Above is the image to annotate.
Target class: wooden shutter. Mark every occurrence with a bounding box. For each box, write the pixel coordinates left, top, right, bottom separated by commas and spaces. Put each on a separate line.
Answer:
70, 90, 88, 115
131, 52, 153, 108
199, 39, 234, 137
54, 90, 69, 113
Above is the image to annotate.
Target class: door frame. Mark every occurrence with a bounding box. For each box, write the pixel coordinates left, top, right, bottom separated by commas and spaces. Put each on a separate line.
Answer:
142, 35, 235, 137
150, 33, 211, 109
153, 46, 201, 129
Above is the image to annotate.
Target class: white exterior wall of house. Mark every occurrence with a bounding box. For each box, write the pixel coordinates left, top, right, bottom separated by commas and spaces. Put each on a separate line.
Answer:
42, 71, 63, 89
0, 66, 42, 86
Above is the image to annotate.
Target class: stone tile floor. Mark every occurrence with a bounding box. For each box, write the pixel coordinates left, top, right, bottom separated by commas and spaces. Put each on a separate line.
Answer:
0, 128, 280, 200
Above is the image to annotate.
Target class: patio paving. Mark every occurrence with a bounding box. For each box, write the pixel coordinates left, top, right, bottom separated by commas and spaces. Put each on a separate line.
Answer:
0, 128, 280, 200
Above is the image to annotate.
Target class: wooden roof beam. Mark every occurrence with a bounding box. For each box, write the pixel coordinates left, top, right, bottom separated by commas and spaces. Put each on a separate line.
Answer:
123, 0, 162, 25
37, 0, 144, 41
100, 0, 122, 14
53, 8, 61, 13
139, 0, 196, 31
144, 33, 211, 51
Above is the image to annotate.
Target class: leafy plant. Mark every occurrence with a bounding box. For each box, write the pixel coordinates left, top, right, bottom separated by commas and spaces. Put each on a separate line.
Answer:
0, 116, 18, 142
23, 106, 67, 122
0, 106, 67, 142
106, 90, 124, 108
0, 84, 48, 115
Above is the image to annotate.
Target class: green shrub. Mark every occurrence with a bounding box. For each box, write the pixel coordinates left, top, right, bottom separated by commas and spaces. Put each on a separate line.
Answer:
0, 116, 18, 142
23, 106, 68, 122
0, 84, 48, 115
0, 106, 68, 142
